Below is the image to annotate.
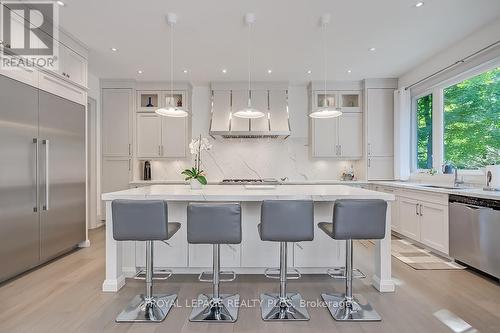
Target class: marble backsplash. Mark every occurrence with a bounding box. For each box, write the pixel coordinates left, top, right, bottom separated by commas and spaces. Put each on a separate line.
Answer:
143, 137, 362, 182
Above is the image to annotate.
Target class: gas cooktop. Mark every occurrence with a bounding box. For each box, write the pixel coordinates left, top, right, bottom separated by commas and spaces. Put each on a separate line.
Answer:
220, 178, 279, 185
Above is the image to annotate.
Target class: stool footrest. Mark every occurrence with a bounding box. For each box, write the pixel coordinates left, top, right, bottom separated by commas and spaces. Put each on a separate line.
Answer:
326, 267, 366, 280
264, 267, 301, 280
133, 268, 173, 281
198, 270, 236, 282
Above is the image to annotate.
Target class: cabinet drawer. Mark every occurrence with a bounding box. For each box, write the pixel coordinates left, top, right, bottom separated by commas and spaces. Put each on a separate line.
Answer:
38, 73, 86, 105
398, 189, 448, 206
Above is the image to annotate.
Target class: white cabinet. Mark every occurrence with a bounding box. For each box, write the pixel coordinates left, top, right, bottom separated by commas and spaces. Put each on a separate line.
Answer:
311, 111, 362, 159
367, 156, 394, 180
102, 89, 133, 157
38, 72, 86, 105
398, 190, 449, 254
373, 186, 400, 233
399, 196, 420, 240
101, 157, 132, 218
338, 113, 363, 158
366, 88, 394, 180
57, 44, 87, 88
189, 244, 241, 268
313, 91, 361, 113
136, 114, 162, 157
420, 202, 449, 254
135, 114, 187, 158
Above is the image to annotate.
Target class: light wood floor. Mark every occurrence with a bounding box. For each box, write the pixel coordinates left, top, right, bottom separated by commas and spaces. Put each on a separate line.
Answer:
1, 227, 499, 333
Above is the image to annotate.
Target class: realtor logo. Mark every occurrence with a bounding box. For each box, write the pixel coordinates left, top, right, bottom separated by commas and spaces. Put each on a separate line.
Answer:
0, 1, 59, 69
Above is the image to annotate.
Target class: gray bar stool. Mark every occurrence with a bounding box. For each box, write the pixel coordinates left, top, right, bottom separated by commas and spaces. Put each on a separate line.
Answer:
259, 200, 314, 321
318, 199, 387, 322
112, 200, 180, 323
187, 202, 242, 322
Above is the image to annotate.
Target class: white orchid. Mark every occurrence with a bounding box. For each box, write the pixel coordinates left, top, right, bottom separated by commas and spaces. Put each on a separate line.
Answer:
184, 135, 212, 183
189, 137, 212, 155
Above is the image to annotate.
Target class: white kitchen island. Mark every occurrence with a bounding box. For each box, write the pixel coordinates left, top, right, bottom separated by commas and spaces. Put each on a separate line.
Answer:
101, 184, 395, 293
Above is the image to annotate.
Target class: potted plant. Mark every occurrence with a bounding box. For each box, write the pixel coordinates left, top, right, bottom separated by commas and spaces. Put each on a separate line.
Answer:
182, 135, 212, 189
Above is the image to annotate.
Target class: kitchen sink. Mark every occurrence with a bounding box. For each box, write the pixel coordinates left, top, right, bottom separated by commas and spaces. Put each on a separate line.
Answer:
419, 184, 469, 190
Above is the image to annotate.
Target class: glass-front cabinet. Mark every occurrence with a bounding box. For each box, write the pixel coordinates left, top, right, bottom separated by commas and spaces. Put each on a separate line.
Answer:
137, 90, 187, 112
313, 90, 361, 113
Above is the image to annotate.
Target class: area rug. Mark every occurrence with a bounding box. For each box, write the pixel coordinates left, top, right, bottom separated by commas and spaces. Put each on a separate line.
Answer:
391, 239, 465, 270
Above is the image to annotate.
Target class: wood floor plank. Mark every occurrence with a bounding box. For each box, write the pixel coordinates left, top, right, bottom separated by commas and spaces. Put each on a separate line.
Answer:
0, 227, 499, 333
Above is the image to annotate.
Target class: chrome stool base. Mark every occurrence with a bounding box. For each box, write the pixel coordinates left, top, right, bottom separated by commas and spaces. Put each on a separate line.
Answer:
116, 293, 177, 323
189, 293, 240, 322
260, 293, 310, 321
321, 293, 381, 322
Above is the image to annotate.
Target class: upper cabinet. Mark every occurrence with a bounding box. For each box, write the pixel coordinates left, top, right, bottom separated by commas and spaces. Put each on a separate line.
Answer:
309, 85, 363, 159
134, 86, 191, 158
102, 89, 133, 157
56, 43, 88, 88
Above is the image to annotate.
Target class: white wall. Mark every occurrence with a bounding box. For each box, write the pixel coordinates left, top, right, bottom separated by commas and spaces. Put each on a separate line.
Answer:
399, 18, 500, 89
147, 84, 362, 182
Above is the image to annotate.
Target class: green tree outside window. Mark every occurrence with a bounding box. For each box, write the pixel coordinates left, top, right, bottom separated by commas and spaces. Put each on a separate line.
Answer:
417, 94, 433, 169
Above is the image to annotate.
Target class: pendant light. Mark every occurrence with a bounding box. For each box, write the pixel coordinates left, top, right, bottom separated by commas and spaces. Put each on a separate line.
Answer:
309, 13, 342, 119
156, 13, 189, 118
233, 13, 265, 119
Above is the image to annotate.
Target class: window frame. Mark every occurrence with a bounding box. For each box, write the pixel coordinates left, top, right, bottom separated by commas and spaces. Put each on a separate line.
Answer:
411, 58, 500, 174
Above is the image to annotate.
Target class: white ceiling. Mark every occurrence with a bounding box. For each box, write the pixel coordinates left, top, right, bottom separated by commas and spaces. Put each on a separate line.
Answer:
58, 0, 500, 83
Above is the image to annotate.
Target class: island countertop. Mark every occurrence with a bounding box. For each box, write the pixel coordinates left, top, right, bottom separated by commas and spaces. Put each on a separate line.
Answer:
102, 184, 395, 202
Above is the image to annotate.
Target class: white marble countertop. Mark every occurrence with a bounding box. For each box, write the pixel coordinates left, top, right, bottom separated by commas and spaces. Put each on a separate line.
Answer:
128, 179, 499, 201
103, 184, 395, 202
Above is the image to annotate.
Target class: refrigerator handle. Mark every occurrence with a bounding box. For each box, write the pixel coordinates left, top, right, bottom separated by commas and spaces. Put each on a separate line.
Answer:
33, 138, 38, 212
43, 139, 50, 210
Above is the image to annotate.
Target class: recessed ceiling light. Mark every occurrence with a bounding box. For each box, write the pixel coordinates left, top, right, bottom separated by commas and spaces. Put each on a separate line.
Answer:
183, 69, 188, 73
56, 1, 65, 6
111, 47, 118, 52
222, 69, 227, 74
369, 47, 376, 51
267, 69, 272, 74
347, 69, 352, 73
415, 2, 424, 7
307, 70, 312, 74
137, 70, 143, 74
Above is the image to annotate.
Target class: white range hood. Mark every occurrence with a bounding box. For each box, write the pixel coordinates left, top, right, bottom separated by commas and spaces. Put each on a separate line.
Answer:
209, 82, 291, 139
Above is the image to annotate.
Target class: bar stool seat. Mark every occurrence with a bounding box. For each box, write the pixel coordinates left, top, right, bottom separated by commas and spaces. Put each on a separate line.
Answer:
112, 199, 180, 323
319, 199, 387, 322
187, 202, 242, 323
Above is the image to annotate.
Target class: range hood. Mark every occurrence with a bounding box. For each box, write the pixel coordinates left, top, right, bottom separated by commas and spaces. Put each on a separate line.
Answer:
209, 82, 291, 139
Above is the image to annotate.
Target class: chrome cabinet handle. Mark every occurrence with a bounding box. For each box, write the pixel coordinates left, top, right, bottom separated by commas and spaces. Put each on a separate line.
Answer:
416, 203, 419, 216
158, 145, 161, 156
43, 139, 50, 210
33, 138, 38, 212
419, 204, 423, 216
368, 143, 371, 155
339, 145, 342, 156
368, 158, 371, 167
128, 143, 131, 155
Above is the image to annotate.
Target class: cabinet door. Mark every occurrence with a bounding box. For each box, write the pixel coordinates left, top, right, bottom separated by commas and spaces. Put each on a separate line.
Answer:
379, 188, 400, 232
136, 114, 162, 158
161, 116, 187, 157
399, 197, 420, 240
420, 202, 449, 254
367, 156, 394, 180
338, 113, 362, 159
59, 44, 87, 87
339, 91, 361, 113
367, 88, 394, 157
188, 244, 241, 268
312, 118, 338, 157
102, 89, 133, 156
101, 157, 131, 219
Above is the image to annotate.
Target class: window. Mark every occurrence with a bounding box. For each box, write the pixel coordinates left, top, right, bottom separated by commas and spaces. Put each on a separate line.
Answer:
443, 67, 500, 169
416, 94, 433, 169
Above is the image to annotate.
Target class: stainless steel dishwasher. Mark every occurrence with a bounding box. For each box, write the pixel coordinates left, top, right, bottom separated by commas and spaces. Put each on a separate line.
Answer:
449, 195, 500, 279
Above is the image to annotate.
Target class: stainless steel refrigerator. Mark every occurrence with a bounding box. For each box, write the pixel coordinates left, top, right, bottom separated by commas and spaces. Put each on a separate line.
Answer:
0, 74, 86, 282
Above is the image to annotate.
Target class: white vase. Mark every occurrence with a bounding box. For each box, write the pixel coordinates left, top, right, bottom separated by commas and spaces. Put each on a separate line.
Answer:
189, 179, 203, 190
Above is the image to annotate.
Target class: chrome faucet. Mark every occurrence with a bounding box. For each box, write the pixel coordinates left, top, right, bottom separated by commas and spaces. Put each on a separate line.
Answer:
454, 168, 464, 187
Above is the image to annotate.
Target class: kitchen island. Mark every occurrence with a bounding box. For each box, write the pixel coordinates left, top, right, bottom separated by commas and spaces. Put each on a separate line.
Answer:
102, 184, 395, 293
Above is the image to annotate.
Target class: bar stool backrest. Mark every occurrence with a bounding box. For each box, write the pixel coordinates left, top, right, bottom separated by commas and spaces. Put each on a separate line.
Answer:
260, 200, 314, 242
112, 200, 169, 241
332, 199, 387, 240
187, 203, 242, 244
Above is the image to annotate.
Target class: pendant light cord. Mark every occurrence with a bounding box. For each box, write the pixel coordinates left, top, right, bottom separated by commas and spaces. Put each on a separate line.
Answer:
247, 22, 252, 108
323, 22, 327, 107
170, 22, 174, 106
